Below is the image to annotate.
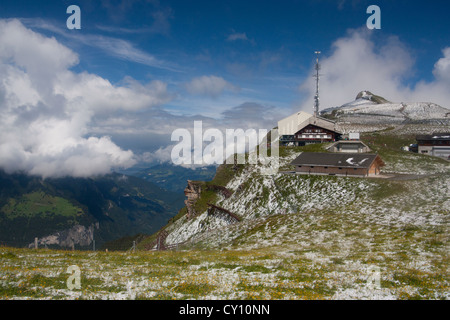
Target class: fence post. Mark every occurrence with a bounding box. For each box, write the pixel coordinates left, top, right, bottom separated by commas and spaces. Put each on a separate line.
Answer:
34, 237, 38, 249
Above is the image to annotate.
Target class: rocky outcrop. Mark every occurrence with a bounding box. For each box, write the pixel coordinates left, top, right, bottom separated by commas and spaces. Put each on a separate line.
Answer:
28, 223, 98, 249
184, 180, 202, 219
184, 180, 233, 219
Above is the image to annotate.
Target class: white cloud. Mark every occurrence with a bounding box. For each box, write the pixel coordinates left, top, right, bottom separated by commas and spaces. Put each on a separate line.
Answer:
0, 19, 173, 178
227, 32, 249, 42
299, 28, 450, 110
56, 73, 172, 114
185, 75, 239, 98
226, 31, 256, 45
433, 47, 450, 82
140, 145, 174, 164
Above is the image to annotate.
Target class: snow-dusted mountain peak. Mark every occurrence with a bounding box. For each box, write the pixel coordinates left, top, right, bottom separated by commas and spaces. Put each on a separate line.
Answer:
321, 91, 450, 124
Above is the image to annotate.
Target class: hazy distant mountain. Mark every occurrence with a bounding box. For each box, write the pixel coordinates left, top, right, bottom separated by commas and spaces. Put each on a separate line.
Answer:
0, 170, 184, 248
132, 163, 217, 193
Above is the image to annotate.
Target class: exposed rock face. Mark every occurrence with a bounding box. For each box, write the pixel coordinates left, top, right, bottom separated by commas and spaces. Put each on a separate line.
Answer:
29, 223, 98, 248
184, 180, 202, 219
183, 181, 233, 219
355, 90, 388, 104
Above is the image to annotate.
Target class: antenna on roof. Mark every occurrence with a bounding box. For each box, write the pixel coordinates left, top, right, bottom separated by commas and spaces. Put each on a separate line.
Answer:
313, 51, 321, 118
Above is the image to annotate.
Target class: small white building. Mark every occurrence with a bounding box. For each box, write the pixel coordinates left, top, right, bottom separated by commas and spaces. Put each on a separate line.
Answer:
327, 140, 371, 153
349, 132, 360, 141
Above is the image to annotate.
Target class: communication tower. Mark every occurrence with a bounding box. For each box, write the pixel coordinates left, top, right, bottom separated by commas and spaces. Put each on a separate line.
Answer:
313, 51, 321, 117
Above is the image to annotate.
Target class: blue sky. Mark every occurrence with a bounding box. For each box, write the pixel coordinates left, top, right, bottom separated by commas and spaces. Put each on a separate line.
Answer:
3, 1, 449, 105
0, 0, 449, 176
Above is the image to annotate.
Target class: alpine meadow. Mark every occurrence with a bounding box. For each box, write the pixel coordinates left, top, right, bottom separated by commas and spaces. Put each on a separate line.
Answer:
0, 1, 449, 303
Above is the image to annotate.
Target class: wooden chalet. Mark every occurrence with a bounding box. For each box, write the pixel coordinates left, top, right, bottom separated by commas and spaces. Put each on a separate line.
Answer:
290, 152, 384, 177
278, 111, 341, 146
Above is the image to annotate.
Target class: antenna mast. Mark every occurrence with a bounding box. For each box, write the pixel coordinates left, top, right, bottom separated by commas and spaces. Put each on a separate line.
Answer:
313, 51, 321, 117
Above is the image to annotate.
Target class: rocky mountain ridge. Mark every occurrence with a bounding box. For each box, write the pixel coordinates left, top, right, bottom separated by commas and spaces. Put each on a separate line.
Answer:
321, 91, 450, 125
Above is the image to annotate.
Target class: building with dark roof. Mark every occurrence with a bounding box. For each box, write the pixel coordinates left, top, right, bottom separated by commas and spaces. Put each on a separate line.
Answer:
278, 111, 341, 146
416, 133, 450, 159
290, 152, 384, 177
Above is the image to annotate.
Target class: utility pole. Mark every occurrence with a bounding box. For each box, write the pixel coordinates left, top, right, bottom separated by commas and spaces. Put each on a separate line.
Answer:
92, 226, 95, 251
313, 51, 321, 118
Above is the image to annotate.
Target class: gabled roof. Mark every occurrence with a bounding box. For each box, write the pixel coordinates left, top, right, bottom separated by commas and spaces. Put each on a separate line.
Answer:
277, 111, 313, 135
299, 116, 337, 133
290, 152, 382, 169
278, 111, 339, 136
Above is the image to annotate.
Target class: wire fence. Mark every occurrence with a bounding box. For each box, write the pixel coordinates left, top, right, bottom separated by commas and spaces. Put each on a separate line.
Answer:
0, 239, 138, 252
0, 235, 190, 252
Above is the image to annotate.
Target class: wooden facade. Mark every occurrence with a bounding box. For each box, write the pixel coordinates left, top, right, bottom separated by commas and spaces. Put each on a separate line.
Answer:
294, 124, 339, 145
278, 112, 341, 146
291, 152, 384, 177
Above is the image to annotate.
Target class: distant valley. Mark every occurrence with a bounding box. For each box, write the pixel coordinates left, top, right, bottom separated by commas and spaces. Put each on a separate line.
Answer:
127, 163, 217, 193
0, 171, 185, 249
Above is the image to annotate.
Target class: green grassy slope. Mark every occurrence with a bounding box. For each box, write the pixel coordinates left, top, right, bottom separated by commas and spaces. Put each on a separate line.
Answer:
0, 128, 448, 300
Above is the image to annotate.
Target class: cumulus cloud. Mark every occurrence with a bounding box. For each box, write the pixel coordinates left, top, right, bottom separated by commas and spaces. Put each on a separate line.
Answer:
408, 47, 450, 106
139, 145, 174, 164
299, 28, 450, 111
0, 19, 172, 178
433, 47, 450, 82
185, 75, 239, 98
